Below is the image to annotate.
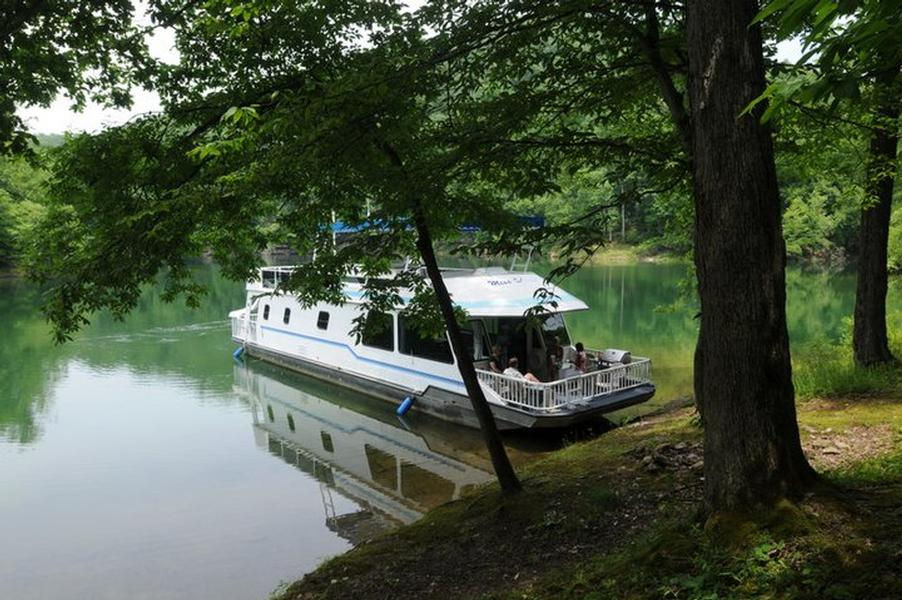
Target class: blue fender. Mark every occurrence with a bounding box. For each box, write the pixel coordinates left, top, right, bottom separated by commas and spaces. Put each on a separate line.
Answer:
396, 395, 415, 416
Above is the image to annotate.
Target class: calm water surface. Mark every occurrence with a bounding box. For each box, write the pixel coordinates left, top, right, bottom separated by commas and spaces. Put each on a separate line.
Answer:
0, 263, 894, 599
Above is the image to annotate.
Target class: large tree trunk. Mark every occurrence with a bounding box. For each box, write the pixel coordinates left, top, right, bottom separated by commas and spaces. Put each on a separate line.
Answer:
687, 0, 815, 512
411, 199, 522, 494
853, 66, 900, 367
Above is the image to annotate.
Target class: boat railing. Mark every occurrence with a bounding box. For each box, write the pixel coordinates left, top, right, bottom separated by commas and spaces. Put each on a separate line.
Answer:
231, 314, 257, 342
231, 315, 247, 339
475, 357, 651, 413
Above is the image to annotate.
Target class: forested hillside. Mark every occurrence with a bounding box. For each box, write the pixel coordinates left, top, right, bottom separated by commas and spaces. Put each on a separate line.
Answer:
3, 130, 898, 269
0, 136, 62, 268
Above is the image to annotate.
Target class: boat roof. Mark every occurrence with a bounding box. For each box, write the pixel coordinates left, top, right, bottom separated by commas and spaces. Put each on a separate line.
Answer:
251, 266, 589, 317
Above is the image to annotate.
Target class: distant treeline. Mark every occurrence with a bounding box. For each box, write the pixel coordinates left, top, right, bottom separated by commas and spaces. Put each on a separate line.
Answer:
2, 132, 899, 271
502, 117, 902, 269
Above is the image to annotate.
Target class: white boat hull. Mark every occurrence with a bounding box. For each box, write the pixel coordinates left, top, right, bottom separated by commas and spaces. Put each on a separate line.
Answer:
235, 337, 655, 430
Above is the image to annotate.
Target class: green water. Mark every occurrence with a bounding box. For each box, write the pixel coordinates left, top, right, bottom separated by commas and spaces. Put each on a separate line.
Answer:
0, 263, 892, 599
554, 263, 883, 409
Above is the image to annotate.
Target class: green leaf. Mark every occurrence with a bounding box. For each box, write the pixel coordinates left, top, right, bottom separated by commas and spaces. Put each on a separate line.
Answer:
752, 0, 796, 25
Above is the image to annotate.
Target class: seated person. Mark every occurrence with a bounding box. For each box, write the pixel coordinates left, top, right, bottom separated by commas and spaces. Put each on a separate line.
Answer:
503, 357, 541, 383
574, 342, 590, 373
488, 345, 506, 373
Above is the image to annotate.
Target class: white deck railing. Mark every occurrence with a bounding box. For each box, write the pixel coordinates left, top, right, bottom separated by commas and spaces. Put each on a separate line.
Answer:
231, 316, 246, 340
231, 316, 257, 342
475, 357, 651, 413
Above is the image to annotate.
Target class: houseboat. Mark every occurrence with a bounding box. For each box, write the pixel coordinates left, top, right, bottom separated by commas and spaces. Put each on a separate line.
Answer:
229, 265, 655, 430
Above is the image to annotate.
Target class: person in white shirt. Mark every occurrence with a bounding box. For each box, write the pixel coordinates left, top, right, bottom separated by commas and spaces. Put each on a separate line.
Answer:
503, 357, 541, 383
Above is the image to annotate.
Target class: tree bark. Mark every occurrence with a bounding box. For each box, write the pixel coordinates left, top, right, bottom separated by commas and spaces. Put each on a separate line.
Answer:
853, 65, 900, 367
411, 198, 522, 494
687, 0, 815, 512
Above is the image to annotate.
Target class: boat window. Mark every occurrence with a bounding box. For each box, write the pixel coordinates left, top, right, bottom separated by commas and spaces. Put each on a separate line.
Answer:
399, 314, 454, 364
297, 453, 314, 474
287, 413, 295, 432
400, 462, 456, 507
365, 444, 398, 489
540, 313, 571, 346
361, 311, 395, 351
263, 304, 270, 320
315, 463, 335, 486
316, 311, 330, 330
461, 320, 491, 360
321, 431, 334, 453
283, 307, 291, 325
266, 405, 274, 422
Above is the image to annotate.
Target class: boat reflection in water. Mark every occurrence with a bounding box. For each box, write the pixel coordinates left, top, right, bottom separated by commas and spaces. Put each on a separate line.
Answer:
233, 362, 495, 544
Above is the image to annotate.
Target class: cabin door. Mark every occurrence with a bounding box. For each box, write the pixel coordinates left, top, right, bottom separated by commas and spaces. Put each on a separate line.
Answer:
526, 324, 549, 381
486, 318, 526, 373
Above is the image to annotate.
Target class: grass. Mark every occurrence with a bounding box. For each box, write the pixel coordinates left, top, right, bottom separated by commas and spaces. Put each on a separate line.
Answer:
273, 413, 700, 599
519, 456, 902, 600
274, 395, 902, 600
793, 314, 902, 400
506, 398, 902, 600
548, 243, 685, 265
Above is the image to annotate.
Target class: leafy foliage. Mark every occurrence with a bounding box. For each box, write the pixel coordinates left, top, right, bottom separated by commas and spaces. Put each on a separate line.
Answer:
26, 0, 692, 340
754, 0, 902, 116
0, 154, 48, 266
1, 1, 152, 154
17, 1, 889, 335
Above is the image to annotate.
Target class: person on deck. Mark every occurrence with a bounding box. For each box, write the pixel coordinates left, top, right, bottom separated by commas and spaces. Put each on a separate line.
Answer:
489, 345, 506, 373
574, 342, 590, 373
504, 357, 540, 383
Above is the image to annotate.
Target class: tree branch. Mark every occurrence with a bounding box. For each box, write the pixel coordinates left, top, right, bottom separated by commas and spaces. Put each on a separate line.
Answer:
640, 0, 692, 153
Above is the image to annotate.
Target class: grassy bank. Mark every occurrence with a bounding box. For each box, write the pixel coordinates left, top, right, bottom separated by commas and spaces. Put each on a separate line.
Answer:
547, 243, 685, 265
274, 391, 902, 600
793, 313, 902, 400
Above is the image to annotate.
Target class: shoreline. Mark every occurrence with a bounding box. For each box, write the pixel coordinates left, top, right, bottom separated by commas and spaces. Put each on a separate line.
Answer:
548, 243, 686, 266
274, 395, 902, 600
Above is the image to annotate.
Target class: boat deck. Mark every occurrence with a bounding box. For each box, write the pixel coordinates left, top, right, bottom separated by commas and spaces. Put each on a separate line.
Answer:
475, 353, 652, 414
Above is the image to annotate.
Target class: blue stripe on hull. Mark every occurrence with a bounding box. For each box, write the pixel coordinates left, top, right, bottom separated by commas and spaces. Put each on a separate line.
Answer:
259, 325, 467, 389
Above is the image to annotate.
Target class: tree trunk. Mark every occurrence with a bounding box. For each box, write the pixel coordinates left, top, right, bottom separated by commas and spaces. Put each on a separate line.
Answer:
853, 66, 900, 367
687, 0, 815, 512
411, 199, 522, 494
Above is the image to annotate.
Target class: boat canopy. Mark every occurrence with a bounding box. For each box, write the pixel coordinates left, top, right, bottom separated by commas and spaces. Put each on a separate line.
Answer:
441, 269, 587, 316
250, 266, 588, 317
337, 268, 588, 317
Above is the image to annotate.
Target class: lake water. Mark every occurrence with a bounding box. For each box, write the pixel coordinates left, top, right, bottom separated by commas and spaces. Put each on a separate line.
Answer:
0, 263, 895, 599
